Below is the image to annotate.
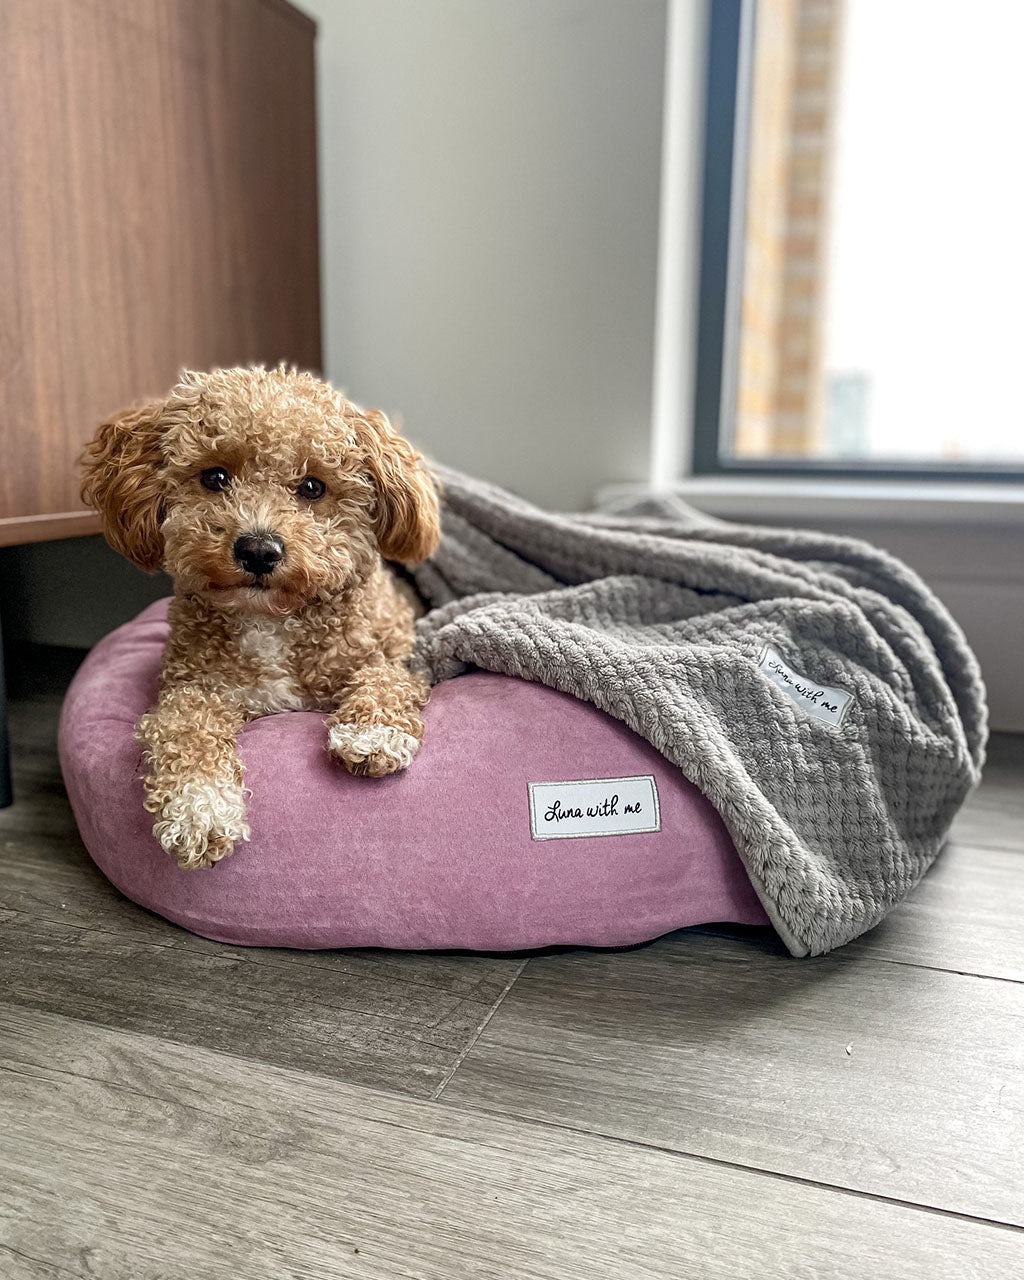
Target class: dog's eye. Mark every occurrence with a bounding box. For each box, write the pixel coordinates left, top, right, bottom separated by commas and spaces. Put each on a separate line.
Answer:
200, 467, 231, 493
296, 476, 326, 502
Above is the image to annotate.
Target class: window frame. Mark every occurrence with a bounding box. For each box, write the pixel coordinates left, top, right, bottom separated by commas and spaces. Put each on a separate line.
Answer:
691, 0, 1024, 483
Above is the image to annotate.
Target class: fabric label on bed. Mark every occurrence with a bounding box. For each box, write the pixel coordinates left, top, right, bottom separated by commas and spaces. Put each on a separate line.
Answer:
757, 645, 854, 726
528, 776, 661, 841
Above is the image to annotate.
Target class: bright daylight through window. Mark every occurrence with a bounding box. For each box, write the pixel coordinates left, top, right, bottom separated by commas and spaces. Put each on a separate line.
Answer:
727, 0, 1024, 466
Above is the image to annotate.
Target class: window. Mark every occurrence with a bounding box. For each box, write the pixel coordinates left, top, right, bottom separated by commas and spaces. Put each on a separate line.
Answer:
693, 0, 1024, 477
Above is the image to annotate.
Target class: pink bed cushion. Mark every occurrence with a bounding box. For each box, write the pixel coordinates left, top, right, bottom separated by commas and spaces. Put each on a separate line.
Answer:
58, 599, 769, 951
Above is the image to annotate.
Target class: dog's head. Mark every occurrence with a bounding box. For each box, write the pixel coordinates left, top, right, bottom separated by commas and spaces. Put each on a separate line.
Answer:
81, 366, 440, 616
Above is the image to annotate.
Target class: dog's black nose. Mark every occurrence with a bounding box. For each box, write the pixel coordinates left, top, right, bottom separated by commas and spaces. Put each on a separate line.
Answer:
233, 533, 284, 577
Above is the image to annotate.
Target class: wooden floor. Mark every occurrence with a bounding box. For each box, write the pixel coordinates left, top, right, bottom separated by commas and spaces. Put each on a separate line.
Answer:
1, 656, 1022, 1278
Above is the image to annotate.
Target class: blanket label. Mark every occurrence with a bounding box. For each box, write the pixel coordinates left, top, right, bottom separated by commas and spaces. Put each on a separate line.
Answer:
758, 645, 854, 726
528, 776, 661, 841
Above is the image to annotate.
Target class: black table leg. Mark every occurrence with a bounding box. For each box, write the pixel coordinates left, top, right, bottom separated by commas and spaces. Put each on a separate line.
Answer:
0, 605, 11, 808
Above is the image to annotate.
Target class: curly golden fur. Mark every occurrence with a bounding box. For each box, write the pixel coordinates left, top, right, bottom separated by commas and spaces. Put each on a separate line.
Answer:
82, 365, 440, 869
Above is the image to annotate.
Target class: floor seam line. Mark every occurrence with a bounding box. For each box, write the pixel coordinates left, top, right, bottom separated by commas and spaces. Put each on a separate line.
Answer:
430, 960, 529, 1101
432, 1095, 1024, 1235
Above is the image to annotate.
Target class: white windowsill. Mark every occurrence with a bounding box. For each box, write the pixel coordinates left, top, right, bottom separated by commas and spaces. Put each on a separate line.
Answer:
600, 476, 1024, 526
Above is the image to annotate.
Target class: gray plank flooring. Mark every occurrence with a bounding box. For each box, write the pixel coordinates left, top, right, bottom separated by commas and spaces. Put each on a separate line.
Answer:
0, 909, 522, 1097
1, 656, 1023, 1276
3, 1005, 1022, 1280
437, 931, 1024, 1224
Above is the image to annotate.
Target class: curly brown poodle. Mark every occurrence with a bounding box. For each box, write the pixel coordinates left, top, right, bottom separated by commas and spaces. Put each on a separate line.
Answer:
82, 364, 440, 870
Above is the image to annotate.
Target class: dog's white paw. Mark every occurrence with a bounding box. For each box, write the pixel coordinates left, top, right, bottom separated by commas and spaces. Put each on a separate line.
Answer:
327, 721, 420, 777
153, 778, 251, 870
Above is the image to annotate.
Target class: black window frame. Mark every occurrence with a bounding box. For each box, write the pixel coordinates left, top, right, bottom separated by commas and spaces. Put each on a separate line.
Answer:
691, 0, 1024, 483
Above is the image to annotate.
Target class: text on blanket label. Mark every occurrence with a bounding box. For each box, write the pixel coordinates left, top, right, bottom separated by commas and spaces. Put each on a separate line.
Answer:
528, 776, 661, 840
757, 645, 854, 726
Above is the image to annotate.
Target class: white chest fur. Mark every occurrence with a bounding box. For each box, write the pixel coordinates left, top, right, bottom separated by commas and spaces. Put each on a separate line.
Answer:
235, 617, 310, 715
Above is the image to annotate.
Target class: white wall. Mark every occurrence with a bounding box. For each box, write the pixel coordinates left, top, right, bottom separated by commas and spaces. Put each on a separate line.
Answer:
297, 0, 667, 511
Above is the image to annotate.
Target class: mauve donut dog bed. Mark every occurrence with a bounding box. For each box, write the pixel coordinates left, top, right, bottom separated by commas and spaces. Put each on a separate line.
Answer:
58, 599, 769, 950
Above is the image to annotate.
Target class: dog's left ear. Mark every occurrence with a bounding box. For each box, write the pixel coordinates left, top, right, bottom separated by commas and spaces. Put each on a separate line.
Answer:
356, 408, 441, 564
81, 399, 167, 572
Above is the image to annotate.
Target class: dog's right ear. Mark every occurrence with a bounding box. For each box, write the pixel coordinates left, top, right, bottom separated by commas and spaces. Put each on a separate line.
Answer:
81, 400, 167, 572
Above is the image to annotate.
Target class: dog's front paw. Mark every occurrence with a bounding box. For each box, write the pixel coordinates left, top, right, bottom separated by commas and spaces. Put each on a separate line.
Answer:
327, 721, 421, 777
152, 779, 251, 870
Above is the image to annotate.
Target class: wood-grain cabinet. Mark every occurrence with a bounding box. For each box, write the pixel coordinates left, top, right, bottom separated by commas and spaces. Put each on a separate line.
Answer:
0, 0, 322, 801
0, 0, 321, 546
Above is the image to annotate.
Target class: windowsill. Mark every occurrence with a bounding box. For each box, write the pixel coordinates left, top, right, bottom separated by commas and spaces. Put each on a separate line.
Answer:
600, 476, 1024, 526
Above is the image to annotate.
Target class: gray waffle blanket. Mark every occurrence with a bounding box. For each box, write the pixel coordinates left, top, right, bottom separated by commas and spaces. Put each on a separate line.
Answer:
411, 466, 987, 956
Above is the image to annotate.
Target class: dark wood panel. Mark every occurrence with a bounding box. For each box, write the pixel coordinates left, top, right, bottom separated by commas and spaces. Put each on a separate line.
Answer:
440, 932, 1024, 1227
4, 1006, 1022, 1280
0, 513, 102, 548
0, 0, 320, 536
